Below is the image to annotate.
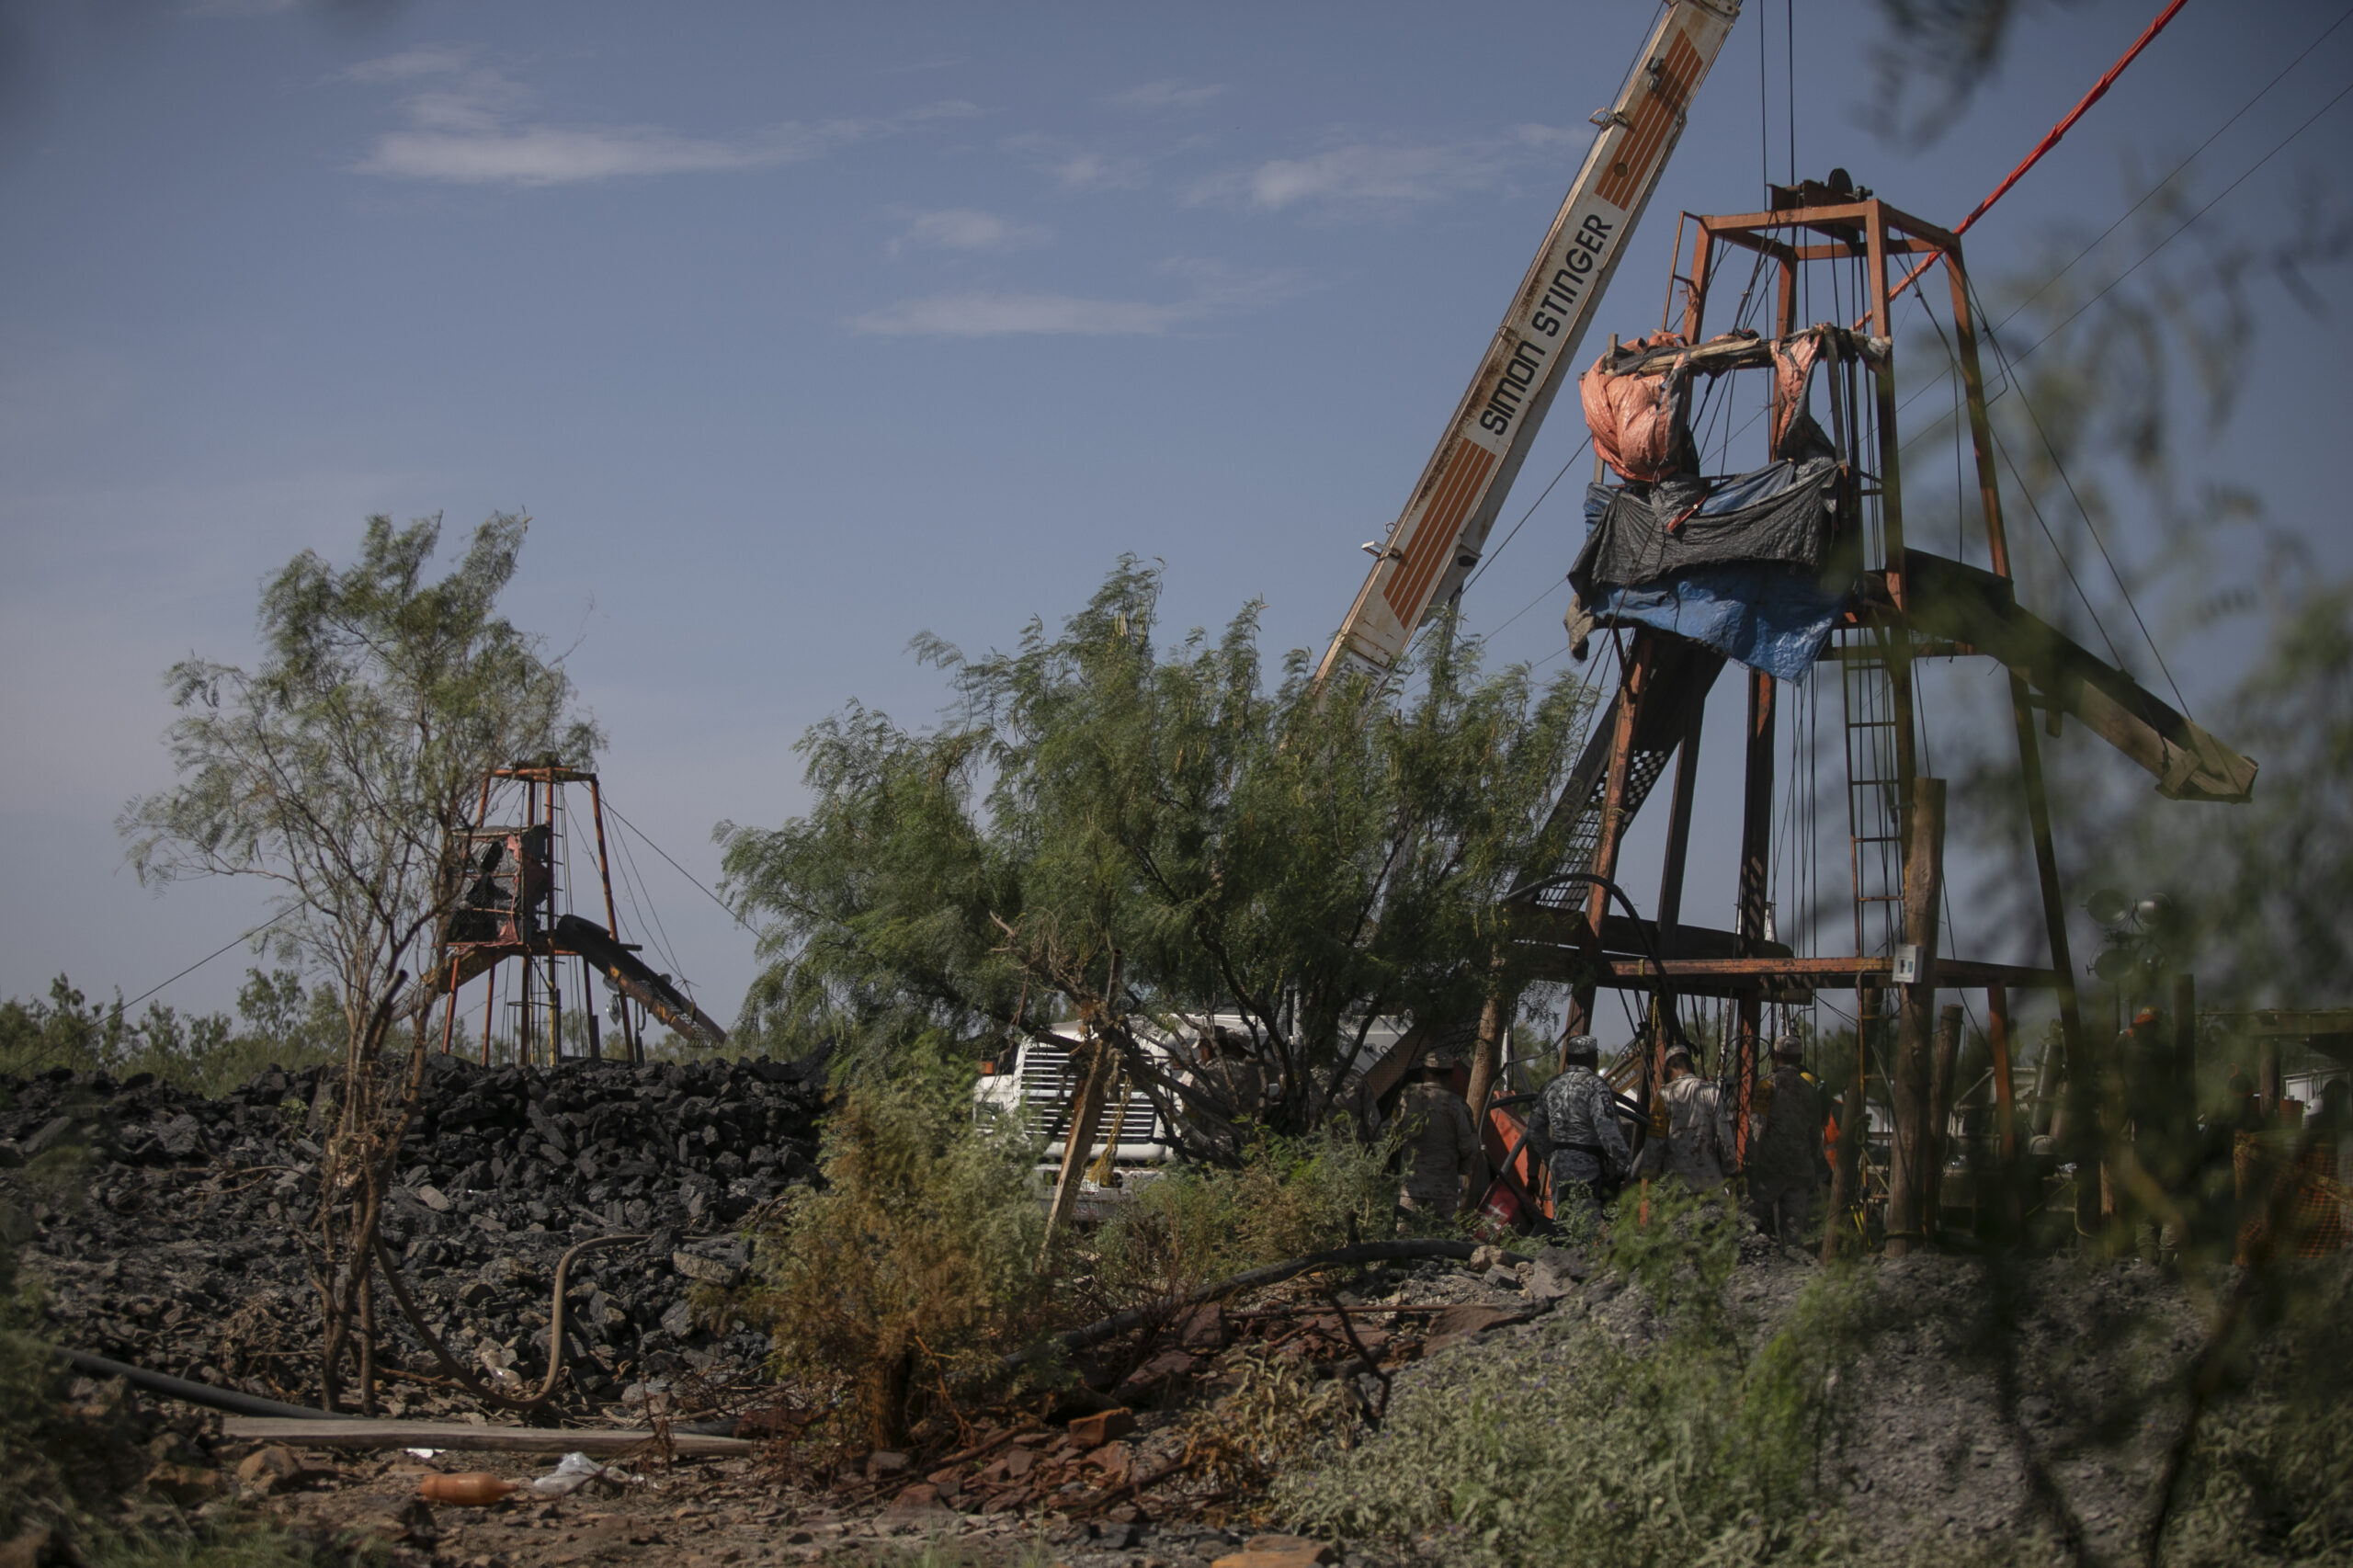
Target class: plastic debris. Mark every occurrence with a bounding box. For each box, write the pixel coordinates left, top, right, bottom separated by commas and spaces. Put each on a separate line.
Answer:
529, 1451, 631, 1496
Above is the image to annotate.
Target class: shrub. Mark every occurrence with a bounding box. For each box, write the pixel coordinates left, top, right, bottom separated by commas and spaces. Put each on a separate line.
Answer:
1091, 1127, 1407, 1303
1273, 1187, 1884, 1565
727, 1073, 1053, 1449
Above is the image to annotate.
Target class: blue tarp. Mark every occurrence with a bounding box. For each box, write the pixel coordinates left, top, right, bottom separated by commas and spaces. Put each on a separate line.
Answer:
1580, 566, 1847, 683
1572, 459, 1851, 682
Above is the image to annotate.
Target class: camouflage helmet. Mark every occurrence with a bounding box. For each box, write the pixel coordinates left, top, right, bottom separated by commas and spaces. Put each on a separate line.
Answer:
1563, 1034, 1601, 1063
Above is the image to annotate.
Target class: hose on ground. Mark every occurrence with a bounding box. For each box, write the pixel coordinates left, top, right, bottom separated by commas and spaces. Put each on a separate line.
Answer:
56, 1347, 335, 1421
56, 1346, 744, 1437
373, 1232, 646, 1413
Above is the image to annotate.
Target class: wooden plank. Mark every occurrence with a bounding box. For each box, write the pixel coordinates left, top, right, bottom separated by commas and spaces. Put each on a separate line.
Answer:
221, 1417, 751, 1457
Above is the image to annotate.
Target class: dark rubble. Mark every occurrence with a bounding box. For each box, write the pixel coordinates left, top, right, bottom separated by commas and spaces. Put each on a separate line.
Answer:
0, 1051, 828, 1417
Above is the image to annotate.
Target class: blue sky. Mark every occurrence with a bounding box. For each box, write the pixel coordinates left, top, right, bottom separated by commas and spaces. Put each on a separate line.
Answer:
2, 0, 2347, 1035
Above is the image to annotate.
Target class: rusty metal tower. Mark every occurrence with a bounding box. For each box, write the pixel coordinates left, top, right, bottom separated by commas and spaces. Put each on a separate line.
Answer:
1497, 182, 2253, 1249
431, 762, 726, 1066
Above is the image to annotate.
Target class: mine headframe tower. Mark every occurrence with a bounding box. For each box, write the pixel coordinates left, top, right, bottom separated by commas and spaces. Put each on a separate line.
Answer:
430, 762, 726, 1067
1498, 184, 2254, 1251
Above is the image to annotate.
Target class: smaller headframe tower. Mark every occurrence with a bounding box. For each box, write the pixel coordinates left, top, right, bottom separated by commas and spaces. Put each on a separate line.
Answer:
430, 761, 725, 1065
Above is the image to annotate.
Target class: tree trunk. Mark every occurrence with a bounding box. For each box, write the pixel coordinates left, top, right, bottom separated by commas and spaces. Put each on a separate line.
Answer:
1461, 968, 1514, 1195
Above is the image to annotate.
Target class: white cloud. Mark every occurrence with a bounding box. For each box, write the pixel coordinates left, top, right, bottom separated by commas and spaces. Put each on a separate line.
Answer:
890, 208, 1051, 256
344, 47, 977, 187
342, 46, 477, 85
1188, 140, 1507, 214
851, 292, 1197, 337
359, 123, 858, 185
1049, 151, 1150, 194
851, 261, 1290, 338
1516, 122, 1584, 150
1103, 80, 1224, 112
1003, 135, 1151, 195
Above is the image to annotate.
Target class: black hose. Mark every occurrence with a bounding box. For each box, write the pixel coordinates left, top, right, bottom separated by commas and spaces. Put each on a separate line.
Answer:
57, 1348, 335, 1421
1004, 1236, 1477, 1369
61, 1346, 748, 1437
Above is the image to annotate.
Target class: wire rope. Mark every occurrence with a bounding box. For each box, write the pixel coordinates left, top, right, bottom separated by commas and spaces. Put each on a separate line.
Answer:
1965, 271, 2196, 720
1885, 47, 2353, 455
1757, 0, 1772, 199
618, 830, 688, 1001
1987, 74, 2353, 378
1461, 437, 1589, 597
1995, 3, 2353, 336
1896, 270, 2143, 688
600, 798, 759, 935
93, 906, 298, 1020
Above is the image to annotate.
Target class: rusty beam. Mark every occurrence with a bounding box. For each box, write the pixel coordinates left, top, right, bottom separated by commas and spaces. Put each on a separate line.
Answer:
1514, 949, 2061, 991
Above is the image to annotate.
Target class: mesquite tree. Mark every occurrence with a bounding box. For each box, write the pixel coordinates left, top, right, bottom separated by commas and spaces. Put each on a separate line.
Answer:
720, 560, 1594, 1147
122, 513, 597, 1411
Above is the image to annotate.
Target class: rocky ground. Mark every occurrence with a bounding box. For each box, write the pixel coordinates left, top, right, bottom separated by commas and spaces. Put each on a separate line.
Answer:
39, 1248, 1555, 1568
0, 1052, 826, 1419
4, 1062, 2308, 1567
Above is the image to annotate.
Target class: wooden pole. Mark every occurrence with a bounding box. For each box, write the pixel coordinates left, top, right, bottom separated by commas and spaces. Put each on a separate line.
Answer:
585, 776, 638, 1063
1884, 777, 1947, 1257
1986, 985, 2018, 1163
1652, 698, 1704, 1094
1733, 668, 1777, 1167
1040, 1039, 1118, 1259
1926, 1001, 1963, 1223
1824, 1020, 1869, 1264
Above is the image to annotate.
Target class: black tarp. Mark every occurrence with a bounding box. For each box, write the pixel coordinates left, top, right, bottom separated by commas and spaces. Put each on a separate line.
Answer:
1569, 455, 1840, 597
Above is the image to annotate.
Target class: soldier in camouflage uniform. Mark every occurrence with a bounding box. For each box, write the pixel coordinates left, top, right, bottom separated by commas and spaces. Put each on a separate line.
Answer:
1526, 1035, 1630, 1230
1394, 1055, 1478, 1224
1748, 1038, 1828, 1242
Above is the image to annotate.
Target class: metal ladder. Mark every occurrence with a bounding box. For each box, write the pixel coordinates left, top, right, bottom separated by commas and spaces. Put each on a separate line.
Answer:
1839, 626, 1905, 1043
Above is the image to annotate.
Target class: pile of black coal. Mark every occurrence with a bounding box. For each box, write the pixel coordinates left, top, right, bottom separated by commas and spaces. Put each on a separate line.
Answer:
0, 1051, 828, 1419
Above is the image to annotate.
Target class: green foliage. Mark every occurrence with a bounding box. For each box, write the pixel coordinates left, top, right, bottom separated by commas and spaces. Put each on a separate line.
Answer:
1092, 1128, 1406, 1300
2152, 1259, 2353, 1565
720, 561, 1595, 1135
120, 513, 598, 1062
1277, 1190, 1884, 1565
0, 971, 341, 1096
727, 1071, 1052, 1449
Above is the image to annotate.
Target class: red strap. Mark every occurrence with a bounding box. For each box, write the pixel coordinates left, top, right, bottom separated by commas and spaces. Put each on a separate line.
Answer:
1873, 0, 2191, 320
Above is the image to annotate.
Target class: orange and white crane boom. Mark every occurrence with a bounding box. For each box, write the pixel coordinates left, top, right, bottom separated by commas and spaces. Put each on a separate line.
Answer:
1314, 0, 1742, 687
